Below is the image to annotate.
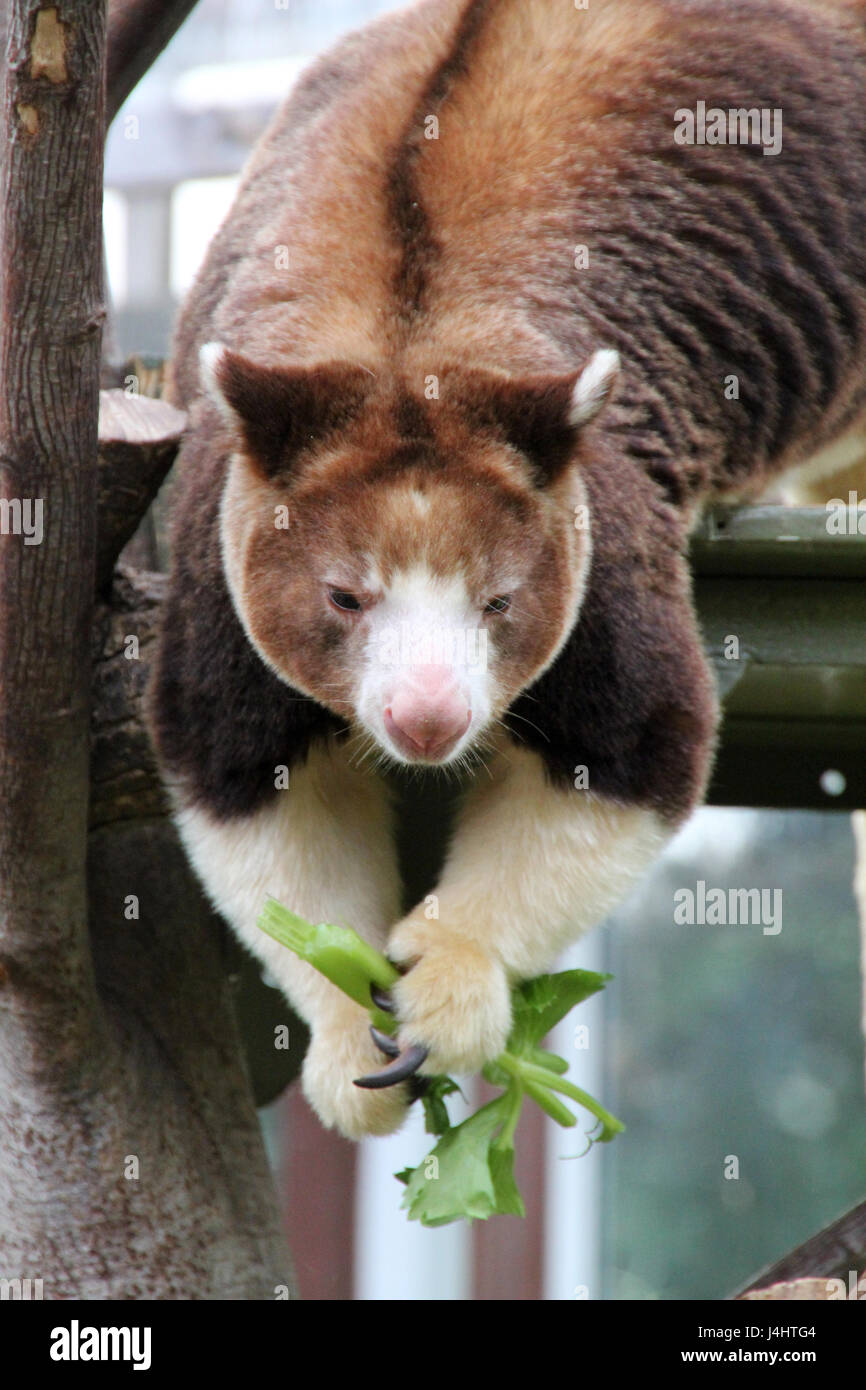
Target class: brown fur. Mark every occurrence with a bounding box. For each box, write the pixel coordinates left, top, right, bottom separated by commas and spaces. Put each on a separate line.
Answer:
152, 0, 866, 827
216, 355, 589, 730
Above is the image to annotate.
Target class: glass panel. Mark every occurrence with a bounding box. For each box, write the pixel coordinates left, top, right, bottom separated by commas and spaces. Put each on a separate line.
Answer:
604, 807, 864, 1300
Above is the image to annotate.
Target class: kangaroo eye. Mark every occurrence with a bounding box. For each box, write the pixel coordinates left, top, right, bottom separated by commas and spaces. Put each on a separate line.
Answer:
329, 589, 363, 613
484, 595, 512, 615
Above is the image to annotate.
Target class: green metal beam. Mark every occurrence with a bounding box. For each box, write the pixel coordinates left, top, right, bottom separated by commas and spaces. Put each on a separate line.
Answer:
691, 503, 866, 578
692, 507, 866, 809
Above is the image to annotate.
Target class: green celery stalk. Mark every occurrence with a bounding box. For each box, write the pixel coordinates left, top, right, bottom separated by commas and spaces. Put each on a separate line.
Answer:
258, 897, 399, 1034
258, 896, 625, 1223
510, 1057, 625, 1141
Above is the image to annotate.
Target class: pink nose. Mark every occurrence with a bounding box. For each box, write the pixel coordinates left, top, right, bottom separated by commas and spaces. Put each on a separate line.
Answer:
385, 666, 471, 761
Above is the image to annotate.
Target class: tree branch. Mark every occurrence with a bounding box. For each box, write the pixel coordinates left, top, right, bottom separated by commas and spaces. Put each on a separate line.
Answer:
107, 0, 201, 124
736, 1198, 866, 1297
97, 389, 185, 593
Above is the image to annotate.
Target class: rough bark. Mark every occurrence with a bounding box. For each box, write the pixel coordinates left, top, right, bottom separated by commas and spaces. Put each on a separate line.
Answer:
740, 1278, 852, 1301
84, 567, 295, 1297
0, 0, 294, 1299
96, 389, 185, 594
0, 0, 106, 1108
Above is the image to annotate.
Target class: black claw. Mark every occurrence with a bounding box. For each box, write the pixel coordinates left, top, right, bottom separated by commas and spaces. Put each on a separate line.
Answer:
353, 1042, 429, 1090
369, 1024, 400, 1059
409, 1074, 431, 1102
370, 984, 396, 1014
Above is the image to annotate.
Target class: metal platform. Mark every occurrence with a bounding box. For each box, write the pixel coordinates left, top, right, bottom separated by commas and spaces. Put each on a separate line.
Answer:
692, 506, 866, 809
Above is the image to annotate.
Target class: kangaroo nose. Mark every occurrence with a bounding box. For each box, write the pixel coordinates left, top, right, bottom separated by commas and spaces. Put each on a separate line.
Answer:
385, 667, 471, 761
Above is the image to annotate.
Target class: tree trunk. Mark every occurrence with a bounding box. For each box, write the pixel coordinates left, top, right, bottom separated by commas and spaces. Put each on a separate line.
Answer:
0, 0, 294, 1300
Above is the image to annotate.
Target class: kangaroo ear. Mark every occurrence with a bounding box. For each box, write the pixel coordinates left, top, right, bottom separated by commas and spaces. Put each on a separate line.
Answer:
199, 342, 373, 475
462, 349, 620, 487
567, 349, 620, 428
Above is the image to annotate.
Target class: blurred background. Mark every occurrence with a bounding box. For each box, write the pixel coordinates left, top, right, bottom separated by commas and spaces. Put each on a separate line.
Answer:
106, 0, 866, 1300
